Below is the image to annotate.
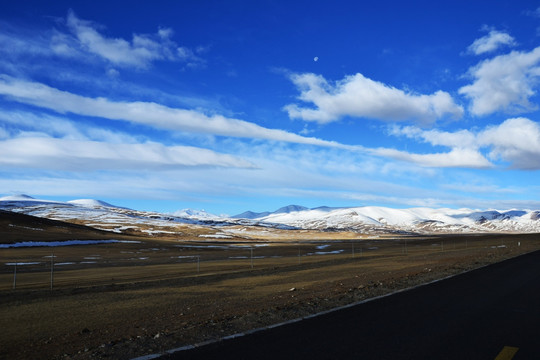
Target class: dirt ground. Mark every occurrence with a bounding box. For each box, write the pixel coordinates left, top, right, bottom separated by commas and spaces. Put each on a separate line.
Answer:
1, 233, 539, 360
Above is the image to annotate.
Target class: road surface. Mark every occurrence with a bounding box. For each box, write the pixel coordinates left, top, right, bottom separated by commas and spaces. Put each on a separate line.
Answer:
161, 250, 540, 360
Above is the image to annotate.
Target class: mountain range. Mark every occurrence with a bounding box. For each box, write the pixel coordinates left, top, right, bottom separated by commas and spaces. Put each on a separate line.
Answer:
2, 195, 540, 235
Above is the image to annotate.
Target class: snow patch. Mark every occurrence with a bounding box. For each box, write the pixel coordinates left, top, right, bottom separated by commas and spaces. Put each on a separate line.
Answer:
306, 250, 345, 256
5, 262, 41, 266
67, 199, 121, 208
0, 240, 141, 248
199, 234, 233, 239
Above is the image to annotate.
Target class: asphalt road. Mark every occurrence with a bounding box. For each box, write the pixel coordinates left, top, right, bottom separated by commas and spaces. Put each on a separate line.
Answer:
162, 250, 540, 360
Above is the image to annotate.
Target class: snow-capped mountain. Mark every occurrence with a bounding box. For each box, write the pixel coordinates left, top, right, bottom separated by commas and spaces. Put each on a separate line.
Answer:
0, 194, 64, 206
2, 196, 540, 235
232, 205, 310, 219
234, 205, 540, 234
0, 195, 239, 235
66, 199, 122, 209
232, 210, 271, 220
172, 208, 220, 219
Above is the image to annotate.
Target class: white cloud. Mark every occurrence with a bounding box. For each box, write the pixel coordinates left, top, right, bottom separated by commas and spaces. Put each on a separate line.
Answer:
0, 13, 204, 76
467, 30, 516, 55
0, 137, 255, 171
0, 126, 8, 139
2, 77, 538, 171
459, 47, 540, 116
107, 68, 120, 78
389, 125, 477, 149
372, 147, 492, 168
0, 76, 357, 149
441, 183, 518, 195
0, 110, 138, 143
391, 117, 540, 170
284, 73, 463, 124
63, 10, 202, 69
524, 7, 540, 18
478, 117, 540, 169
0, 110, 84, 139
50, 30, 83, 58
0, 23, 52, 59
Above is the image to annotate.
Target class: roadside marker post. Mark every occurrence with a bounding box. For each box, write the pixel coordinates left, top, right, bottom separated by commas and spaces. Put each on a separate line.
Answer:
250, 248, 253, 269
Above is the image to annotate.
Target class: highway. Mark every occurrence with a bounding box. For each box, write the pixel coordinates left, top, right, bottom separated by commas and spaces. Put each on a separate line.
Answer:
161, 250, 540, 359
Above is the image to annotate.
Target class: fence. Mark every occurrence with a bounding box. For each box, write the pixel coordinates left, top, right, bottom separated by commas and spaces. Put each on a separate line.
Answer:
2, 234, 538, 292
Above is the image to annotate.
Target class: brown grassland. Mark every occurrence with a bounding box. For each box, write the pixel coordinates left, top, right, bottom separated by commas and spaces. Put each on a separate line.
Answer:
1, 210, 540, 359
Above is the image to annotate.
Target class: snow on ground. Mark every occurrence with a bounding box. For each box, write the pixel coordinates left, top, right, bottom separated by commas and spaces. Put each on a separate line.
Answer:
0, 240, 141, 248
5, 262, 41, 266
306, 250, 345, 256
198, 234, 233, 239
8, 224, 43, 231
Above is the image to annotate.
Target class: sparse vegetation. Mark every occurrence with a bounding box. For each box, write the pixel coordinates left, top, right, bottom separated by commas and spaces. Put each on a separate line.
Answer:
2, 212, 539, 359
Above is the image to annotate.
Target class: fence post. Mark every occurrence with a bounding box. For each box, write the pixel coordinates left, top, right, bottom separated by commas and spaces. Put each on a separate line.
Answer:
352, 241, 355, 258
250, 248, 254, 269
50, 253, 54, 290
13, 262, 17, 290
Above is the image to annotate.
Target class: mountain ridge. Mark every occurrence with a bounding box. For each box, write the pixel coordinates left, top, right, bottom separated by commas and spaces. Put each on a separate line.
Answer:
2, 196, 540, 235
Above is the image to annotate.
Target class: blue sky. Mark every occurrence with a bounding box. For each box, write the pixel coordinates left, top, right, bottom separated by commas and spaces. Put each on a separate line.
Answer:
1, 0, 540, 215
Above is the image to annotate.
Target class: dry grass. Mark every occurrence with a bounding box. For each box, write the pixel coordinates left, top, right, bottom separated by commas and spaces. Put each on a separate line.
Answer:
2, 232, 539, 359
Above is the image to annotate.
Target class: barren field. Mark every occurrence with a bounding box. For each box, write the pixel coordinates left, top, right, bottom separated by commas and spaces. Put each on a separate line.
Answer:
2, 213, 539, 360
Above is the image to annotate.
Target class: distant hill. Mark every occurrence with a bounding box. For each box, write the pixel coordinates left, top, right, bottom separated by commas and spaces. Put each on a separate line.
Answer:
67, 199, 122, 208
0, 209, 121, 244
2, 195, 540, 235
231, 210, 271, 219
232, 205, 540, 234
232, 204, 308, 219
